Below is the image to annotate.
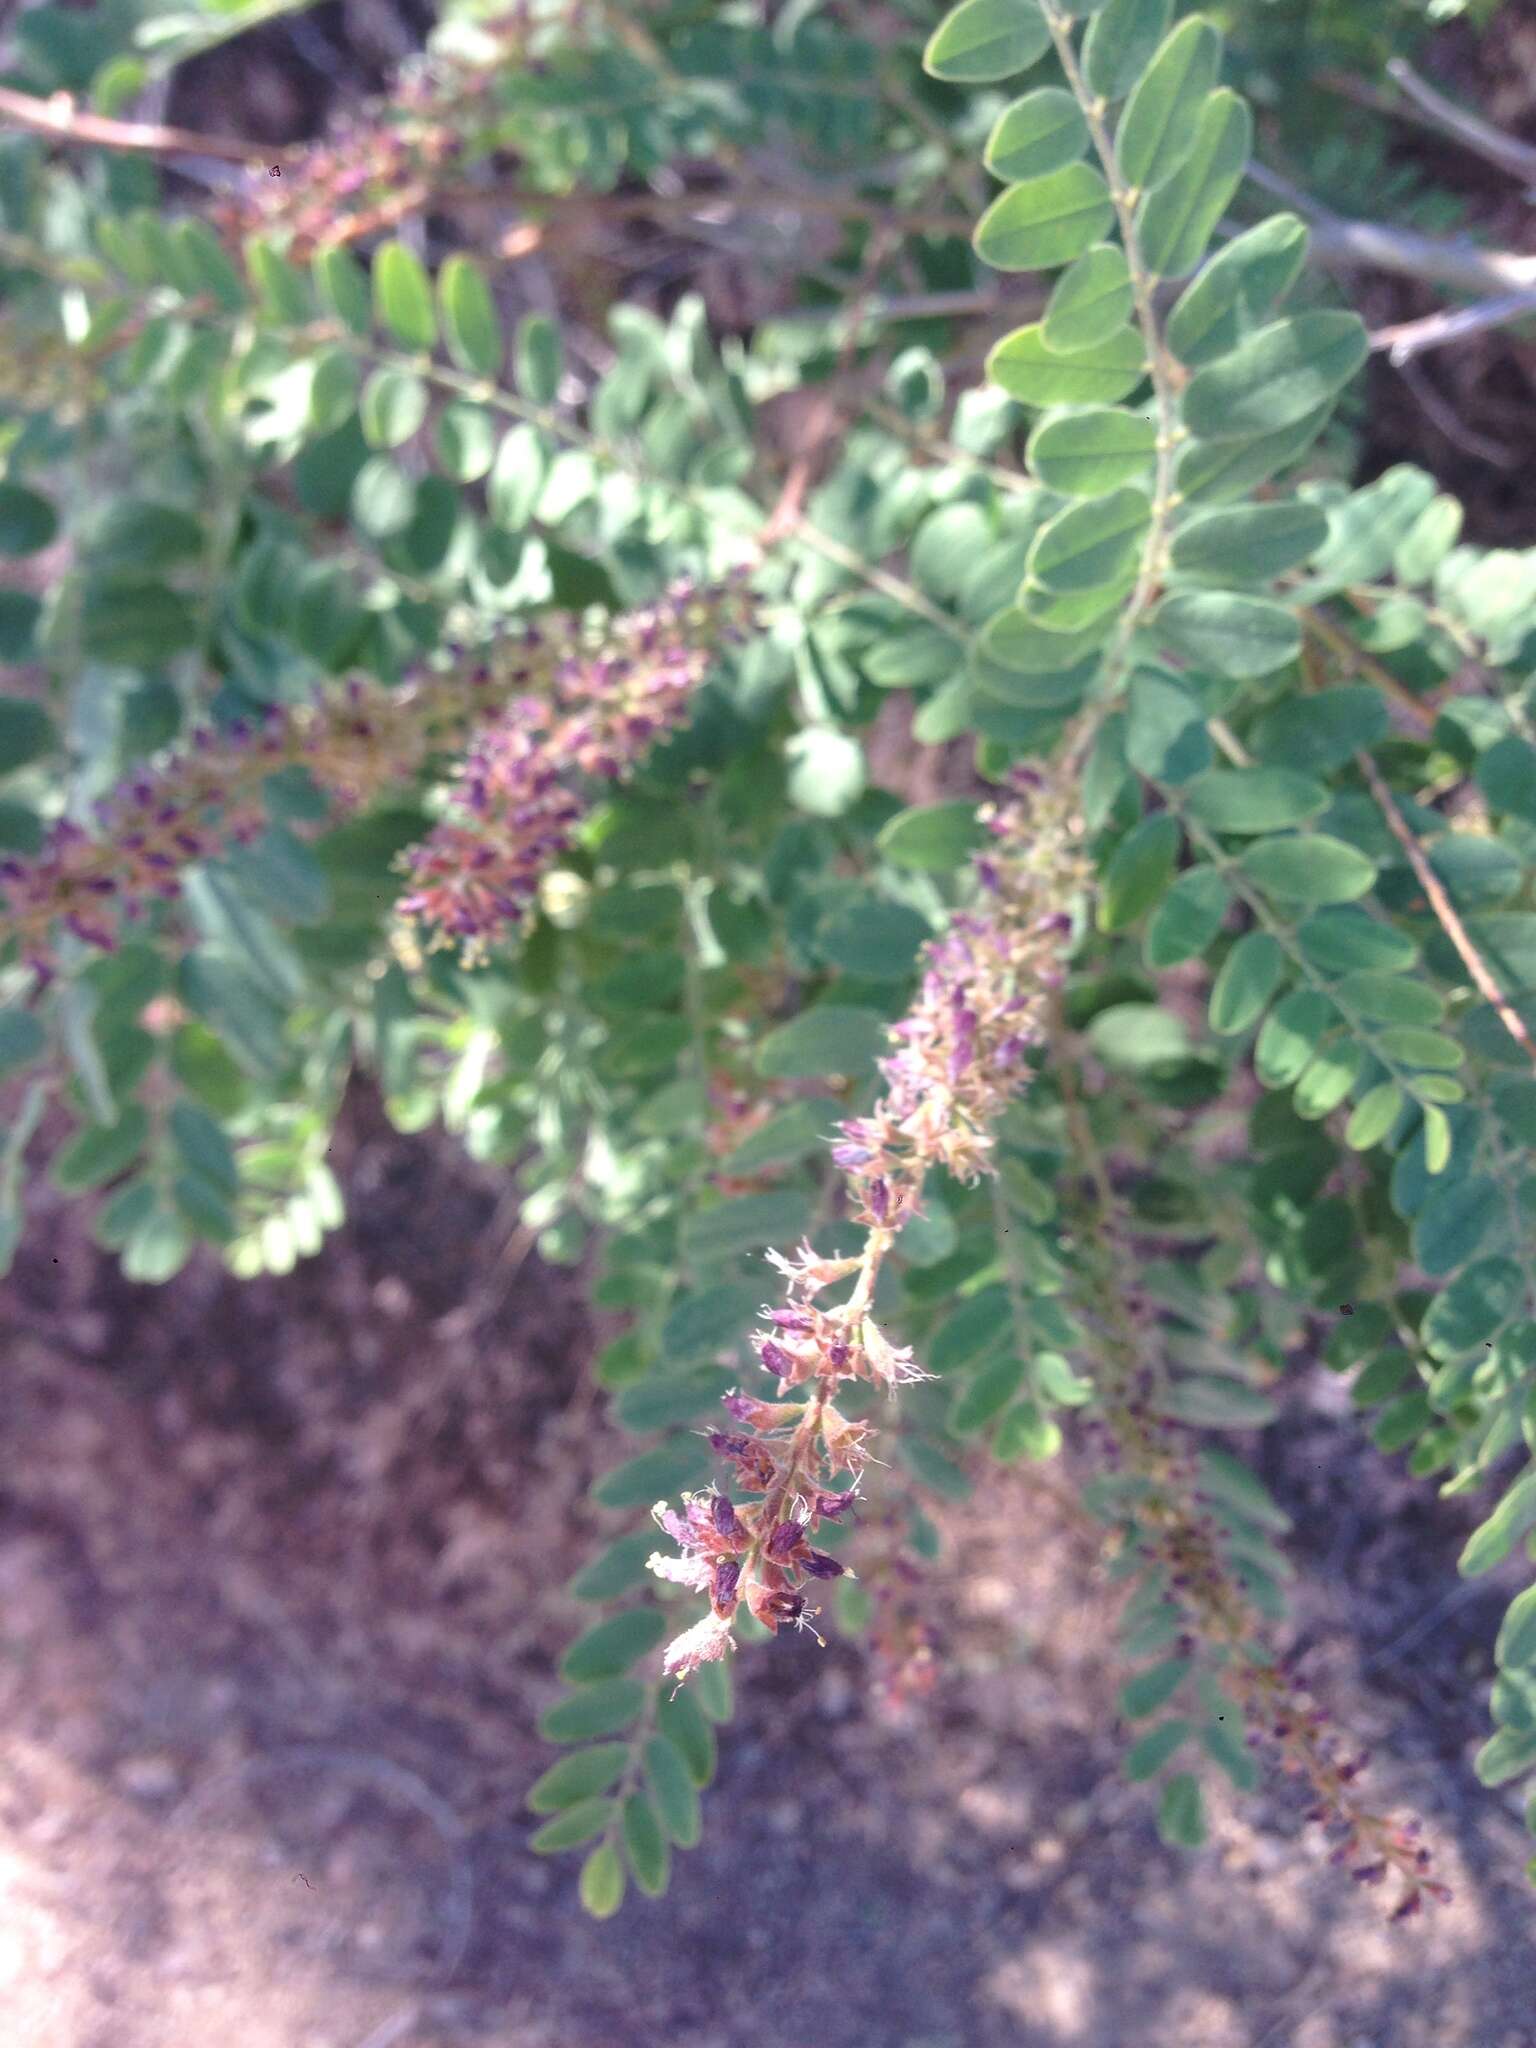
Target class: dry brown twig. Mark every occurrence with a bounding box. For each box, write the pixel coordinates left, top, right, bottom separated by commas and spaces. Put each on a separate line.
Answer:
0, 81, 292, 166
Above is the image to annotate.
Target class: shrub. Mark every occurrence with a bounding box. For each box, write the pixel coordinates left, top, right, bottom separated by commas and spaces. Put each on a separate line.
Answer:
3, 0, 1535, 1920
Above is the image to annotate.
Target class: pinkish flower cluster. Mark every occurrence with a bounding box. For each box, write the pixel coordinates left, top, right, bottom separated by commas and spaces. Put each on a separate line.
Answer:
395, 576, 754, 965
205, 11, 532, 258
0, 580, 748, 982
832, 767, 1090, 1226
651, 768, 1090, 1682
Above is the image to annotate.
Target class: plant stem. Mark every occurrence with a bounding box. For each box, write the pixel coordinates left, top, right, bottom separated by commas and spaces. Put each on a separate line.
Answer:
1041, 5, 1185, 780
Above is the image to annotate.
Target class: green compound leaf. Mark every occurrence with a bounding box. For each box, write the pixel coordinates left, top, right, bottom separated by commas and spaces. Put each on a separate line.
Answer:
1158, 1772, 1207, 1848
623, 1792, 671, 1897
644, 1733, 703, 1846
1165, 214, 1311, 369
985, 88, 1090, 183
359, 366, 428, 449
1116, 16, 1222, 192
1462, 1466, 1536, 1578
877, 800, 987, 870
579, 1842, 626, 1919
1125, 669, 1211, 782
560, 1608, 669, 1683
1176, 402, 1332, 506
1120, 1655, 1192, 1719
1345, 1082, 1406, 1152
1201, 1718, 1260, 1791
1473, 1725, 1536, 1789
1295, 905, 1415, 977
1182, 311, 1370, 441
818, 897, 930, 979
1374, 1027, 1463, 1072
1043, 245, 1134, 352
172, 218, 247, 309
660, 1283, 758, 1360
527, 1744, 631, 1814
1099, 812, 1181, 931
785, 727, 867, 817
591, 1438, 712, 1512
1477, 736, 1536, 824
0, 482, 58, 557
569, 1532, 656, 1603
434, 401, 497, 482
1421, 1104, 1452, 1176
692, 1659, 734, 1725
930, 1286, 1013, 1372
951, 1353, 1027, 1433
1153, 590, 1301, 677
1422, 1256, 1525, 1361
897, 1434, 973, 1501
1083, 0, 1173, 100
313, 244, 372, 333
0, 696, 59, 774
1125, 1718, 1192, 1781
1134, 88, 1252, 281
974, 164, 1115, 273
1027, 486, 1151, 595
1209, 931, 1285, 1035
988, 322, 1148, 406
50, 1108, 150, 1194
1144, 866, 1229, 967
1239, 835, 1379, 905
538, 1678, 647, 1744
0, 1009, 45, 1078
1184, 767, 1329, 835
1496, 1584, 1536, 1670
1292, 1039, 1364, 1120
1413, 1172, 1501, 1280
372, 239, 437, 351
245, 237, 313, 323
1027, 406, 1157, 495
528, 1796, 615, 1854
515, 313, 563, 406
1169, 500, 1329, 585
756, 1004, 888, 1079
438, 252, 504, 377
656, 1687, 716, 1786
980, 603, 1111, 673
1158, 1375, 1278, 1427
924, 0, 1051, 82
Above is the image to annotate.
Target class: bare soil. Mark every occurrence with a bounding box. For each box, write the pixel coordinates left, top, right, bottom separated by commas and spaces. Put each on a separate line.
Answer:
3, 1088, 1535, 2048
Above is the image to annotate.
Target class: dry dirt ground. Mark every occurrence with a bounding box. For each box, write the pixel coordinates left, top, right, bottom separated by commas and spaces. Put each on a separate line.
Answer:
2, 1090, 1535, 2048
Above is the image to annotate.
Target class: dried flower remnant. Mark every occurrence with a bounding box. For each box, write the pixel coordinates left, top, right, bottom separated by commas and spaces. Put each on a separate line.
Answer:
1086, 1356, 1449, 1922
396, 576, 755, 964
0, 581, 747, 982
650, 769, 1089, 1685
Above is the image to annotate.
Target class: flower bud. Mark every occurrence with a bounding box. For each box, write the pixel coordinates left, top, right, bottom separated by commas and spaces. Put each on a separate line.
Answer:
802, 1550, 845, 1579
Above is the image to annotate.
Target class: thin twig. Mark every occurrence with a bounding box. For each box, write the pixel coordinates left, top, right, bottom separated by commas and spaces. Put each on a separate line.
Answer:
1389, 354, 1524, 470
463, 181, 977, 240
1353, 746, 1536, 1073
1371, 291, 1536, 367
1244, 160, 1536, 298
1385, 56, 1536, 189
0, 82, 293, 166
1299, 607, 1438, 733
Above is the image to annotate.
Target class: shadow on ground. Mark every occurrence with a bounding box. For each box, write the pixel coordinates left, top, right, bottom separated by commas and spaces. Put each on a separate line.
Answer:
2, 1092, 1533, 2048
